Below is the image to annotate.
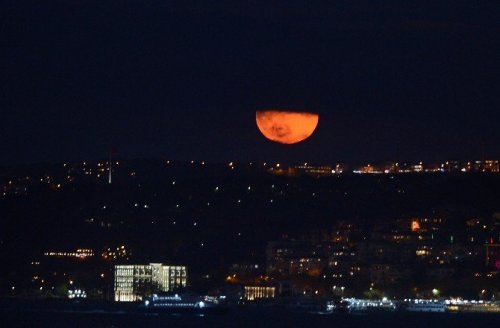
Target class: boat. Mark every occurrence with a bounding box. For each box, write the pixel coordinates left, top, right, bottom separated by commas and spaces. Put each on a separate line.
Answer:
406, 300, 446, 312
327, 298, 396, 314
140, 293, 227, 314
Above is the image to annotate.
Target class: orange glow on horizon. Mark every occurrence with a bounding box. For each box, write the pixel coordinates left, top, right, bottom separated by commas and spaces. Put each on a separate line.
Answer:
256, 110, 319, 144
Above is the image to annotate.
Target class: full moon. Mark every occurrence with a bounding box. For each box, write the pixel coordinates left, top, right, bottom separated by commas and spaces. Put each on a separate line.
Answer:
256, 110, 319, 144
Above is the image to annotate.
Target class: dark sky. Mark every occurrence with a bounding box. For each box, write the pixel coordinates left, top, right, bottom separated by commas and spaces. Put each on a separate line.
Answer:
1, 0, 499, 165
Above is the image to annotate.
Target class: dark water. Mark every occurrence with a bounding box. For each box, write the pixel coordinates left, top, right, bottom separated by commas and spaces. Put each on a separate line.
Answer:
2, 308, 500, 328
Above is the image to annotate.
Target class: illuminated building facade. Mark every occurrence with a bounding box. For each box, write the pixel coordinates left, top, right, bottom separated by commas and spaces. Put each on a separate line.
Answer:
244, 286, 276, 300
150, 263, 187, 292
484, 160, 500, 173
114, 264, 187, 302
114, 265, 152, 302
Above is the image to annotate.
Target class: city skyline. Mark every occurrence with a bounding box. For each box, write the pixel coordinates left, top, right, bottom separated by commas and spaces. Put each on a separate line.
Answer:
1, 1, 500, 323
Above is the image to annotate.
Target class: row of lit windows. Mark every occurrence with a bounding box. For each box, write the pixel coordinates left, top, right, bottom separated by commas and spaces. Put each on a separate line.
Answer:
244, 286, 276, 300
44, 250, 94, 258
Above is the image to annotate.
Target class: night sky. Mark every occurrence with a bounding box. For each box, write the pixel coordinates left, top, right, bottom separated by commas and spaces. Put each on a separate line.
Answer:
1, 1, 499, 165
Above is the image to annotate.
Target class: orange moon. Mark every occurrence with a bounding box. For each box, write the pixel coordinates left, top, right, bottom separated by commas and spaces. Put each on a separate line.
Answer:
256, 110, 319, 144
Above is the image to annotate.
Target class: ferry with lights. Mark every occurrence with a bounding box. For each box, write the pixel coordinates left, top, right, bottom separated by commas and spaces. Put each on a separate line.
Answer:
140, 294, 227, 314
406, 300, 446, 312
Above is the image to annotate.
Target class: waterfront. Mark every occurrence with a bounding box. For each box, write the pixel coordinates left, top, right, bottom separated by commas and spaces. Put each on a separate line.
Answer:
2, 306, 500, 328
